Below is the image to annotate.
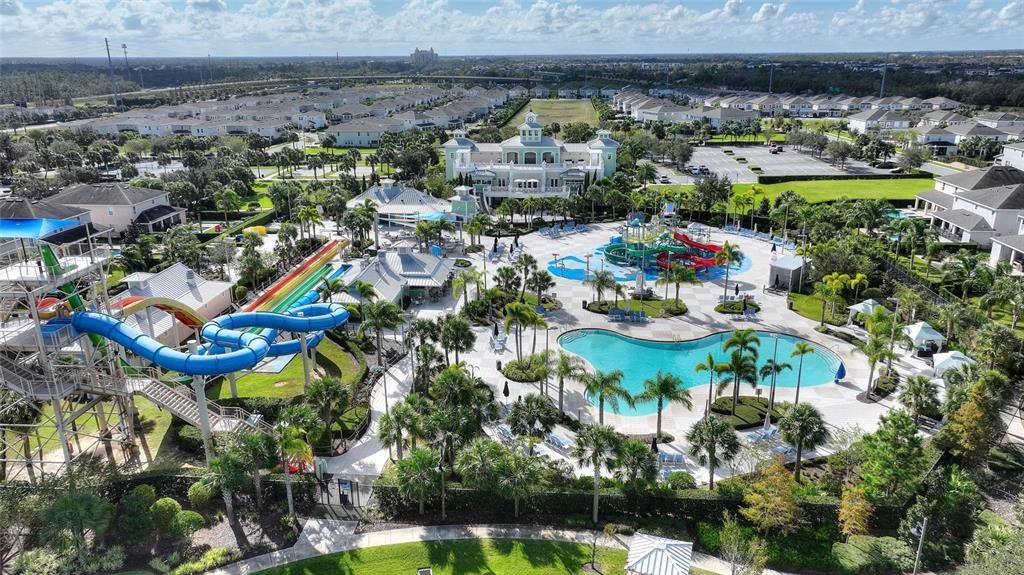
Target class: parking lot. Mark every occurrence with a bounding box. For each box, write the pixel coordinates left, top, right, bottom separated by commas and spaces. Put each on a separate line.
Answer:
652, 144, 893, 185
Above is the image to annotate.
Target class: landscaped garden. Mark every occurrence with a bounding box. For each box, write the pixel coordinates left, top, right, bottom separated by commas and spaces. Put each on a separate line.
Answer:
503, 99, 600, 127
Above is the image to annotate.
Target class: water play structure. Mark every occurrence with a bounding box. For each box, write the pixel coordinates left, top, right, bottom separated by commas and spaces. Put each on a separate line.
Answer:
603, 229, 722, 271
0, 214, 351, 477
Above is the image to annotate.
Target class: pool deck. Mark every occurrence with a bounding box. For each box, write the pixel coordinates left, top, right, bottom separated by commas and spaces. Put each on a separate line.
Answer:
463, 222, 924, 485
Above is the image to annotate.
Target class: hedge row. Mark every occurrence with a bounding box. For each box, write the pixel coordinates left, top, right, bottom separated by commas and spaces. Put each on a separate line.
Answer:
755, 172, 933, 185
198, 209, 277, 247
373, 483, 906, 530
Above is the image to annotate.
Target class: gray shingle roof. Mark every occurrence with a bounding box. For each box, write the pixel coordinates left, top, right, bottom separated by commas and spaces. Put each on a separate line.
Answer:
933, 209, 993, 231
993, 234, 1024, 252
51, 182, 165, 206
957, 184, 1024, 210
0, 198, 89, 220
916, 189, 954, 209
938, 166, 1024, 191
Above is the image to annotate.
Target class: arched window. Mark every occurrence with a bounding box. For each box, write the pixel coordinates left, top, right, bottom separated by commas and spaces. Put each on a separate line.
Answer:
542, 152, 554, 163
524, 152, 537, 165
506, 152, 518, 163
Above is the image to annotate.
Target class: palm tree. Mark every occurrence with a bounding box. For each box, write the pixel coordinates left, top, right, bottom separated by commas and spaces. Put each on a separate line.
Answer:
778, 403, 830, 482
658, 264, 702, 308
360, 300, 405, 364
695, 352, 725, 415
438, 314, 475, 365
277, 422, 314, 517
858, 335, 895, 397
718, 349, 758, 416
570, 424, 621, 524
637, 371, 693, 440
759, 358, 792, 422
822, 272, 850, 318
943, 250, 994, 301
612, 437, 658, 486
514, 252, 538, 301
686, 415, 740, 489
635, 162, 658, 190
923, 241, 943, 282
351, 279, 378, 302
585, 270, 616, 303
899, 374, 939, 423
582, 369, 633, 424
454, 437, 503, 490
206, 450, 247, 524
296, 204, 322, 240
849, 273, 869, 302
502, 302, 535, 362
305, 376, 348, 451
507, 394, 559, 438
714, 241, 743, 297
790, 342, 816, 405
554, 351, 586, 416
723, 329, 760, 361
213, 188, 242, 226
936, 301, 970, 341
526, 270, 556, 305
395, 448, 442, 515
496, 445, 542, 518
812, 281, 837, 326
233, 432, 278, 511
452, 269, 483, 303
415, 344, 444, 393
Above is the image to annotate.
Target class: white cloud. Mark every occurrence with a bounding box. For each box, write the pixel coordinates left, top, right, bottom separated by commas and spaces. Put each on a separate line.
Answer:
752, 2, 787, 21
0, 0, 1021, 57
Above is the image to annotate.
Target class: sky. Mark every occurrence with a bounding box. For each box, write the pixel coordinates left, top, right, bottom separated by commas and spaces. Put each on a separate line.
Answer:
1, 0, 1022, 58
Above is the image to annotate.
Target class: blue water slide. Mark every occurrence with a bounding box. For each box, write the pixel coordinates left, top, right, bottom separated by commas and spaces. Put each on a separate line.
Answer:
70, 303, 350, 376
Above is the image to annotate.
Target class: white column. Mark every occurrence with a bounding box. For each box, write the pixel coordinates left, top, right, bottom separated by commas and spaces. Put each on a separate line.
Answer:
191, 375, 215, 465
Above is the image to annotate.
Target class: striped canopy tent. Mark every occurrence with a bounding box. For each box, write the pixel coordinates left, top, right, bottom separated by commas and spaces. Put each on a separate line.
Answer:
626, 533, 693, 575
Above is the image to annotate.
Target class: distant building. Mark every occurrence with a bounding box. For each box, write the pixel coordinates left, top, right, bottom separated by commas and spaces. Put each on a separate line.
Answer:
48, 182, 185, 234
411, 47, 438, 67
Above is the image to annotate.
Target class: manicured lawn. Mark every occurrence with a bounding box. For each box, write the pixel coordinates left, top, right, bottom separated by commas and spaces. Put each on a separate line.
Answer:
504, 99, 599, 127
730, 179, 934, 204
255, 539, 639, 575
966, 296, 1024, 339
105, 269, 125, 291
706, 133, 785, 144
586, 298, 687, 317
789, 293, 848, 326
207, 338, 362, 400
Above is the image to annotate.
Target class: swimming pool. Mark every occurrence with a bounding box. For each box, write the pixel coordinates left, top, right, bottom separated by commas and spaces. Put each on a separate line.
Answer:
559, 329, 842, 416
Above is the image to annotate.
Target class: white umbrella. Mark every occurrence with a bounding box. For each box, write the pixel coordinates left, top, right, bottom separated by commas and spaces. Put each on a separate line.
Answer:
626, 533, 694, 575
932, 351, 974, 377
847, 299, 886, 325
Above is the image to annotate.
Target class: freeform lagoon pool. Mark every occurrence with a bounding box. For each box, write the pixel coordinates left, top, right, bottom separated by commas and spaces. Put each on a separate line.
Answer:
559, 329, 843, 416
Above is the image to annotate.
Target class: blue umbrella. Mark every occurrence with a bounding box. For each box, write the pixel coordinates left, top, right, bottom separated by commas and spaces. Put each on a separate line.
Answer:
835, 362, 846, 382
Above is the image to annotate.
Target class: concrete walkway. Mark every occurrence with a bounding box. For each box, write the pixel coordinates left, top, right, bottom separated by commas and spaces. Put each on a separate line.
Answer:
208, 519, 798, 575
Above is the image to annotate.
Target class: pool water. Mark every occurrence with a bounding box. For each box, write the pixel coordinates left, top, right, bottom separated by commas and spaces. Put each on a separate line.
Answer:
548, 244, 752, 283
559, 329, 842, 416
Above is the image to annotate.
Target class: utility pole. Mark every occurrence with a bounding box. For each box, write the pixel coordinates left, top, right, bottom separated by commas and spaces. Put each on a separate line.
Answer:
121, 43, 129, 70
104, 38, 120, 107
768, 64, 775, 94
207, 54, 212, 85
879, 65, 887, 98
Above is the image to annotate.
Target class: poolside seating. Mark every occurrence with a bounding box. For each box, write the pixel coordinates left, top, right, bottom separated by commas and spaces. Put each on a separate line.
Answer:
752, 427, 778, 442
545, 433, 574, 452
771, 444, 796, 456
608, 309, 626, 322
658, 452, 685, 466
755, 232, 771, 242
723, 225, 739, 234
496, 424, 515, 443
539, 226, 552, 236
658, 468, 673, 482
576, 224, 589, 233
490, 334, 507, 352
739, 228, 755, 237
771, 236, 786, 246
784, 241, 797, 251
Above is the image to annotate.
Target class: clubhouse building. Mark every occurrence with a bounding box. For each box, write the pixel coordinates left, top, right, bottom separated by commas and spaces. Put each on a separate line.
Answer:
442, 112, 618, 206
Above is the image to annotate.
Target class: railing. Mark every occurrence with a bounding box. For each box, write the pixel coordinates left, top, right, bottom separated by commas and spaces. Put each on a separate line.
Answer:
877, 253, 949, 305
935, 227, 963, 242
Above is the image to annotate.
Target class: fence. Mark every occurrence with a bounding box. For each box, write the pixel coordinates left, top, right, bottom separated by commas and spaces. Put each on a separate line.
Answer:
876, 253, 948, 305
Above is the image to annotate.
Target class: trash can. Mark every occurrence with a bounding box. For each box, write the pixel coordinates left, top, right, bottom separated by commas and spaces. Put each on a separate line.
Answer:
496, 360, 502, 371
582, 300, 588, 309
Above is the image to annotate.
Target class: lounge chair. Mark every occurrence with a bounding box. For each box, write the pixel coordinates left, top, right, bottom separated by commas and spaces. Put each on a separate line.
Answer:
637, 310, 648, 322
496, 424, 515, 443
539, 227, 551, 236
658, 468, 673, 482
576, 224, 589, 233
756, 232, 771, 242
771, 444, 795, 456
771, 236, 785, 245
546, 433, 573, 452
740, 228, 755, 237
784, 241, 797, 251
723, 225, 739, 234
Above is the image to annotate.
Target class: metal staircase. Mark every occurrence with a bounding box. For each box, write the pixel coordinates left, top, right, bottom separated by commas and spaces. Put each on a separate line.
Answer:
126, 370, 274, 436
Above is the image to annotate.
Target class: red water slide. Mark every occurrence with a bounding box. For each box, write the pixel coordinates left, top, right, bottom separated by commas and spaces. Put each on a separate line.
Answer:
673, 232, 721, 253
655, 251, 717, 270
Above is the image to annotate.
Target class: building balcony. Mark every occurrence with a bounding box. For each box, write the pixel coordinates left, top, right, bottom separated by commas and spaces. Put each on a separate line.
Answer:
455, 161, 603, 173
475, 185, 576, 197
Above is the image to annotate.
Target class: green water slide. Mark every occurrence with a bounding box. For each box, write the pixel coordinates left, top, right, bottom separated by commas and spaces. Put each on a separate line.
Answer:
40, 244, 105, 349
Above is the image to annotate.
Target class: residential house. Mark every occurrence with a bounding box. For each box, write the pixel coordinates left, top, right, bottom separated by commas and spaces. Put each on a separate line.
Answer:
847, 109, 910, 137
48, 182, 185, 234
914, 165, 1024, 247
975, 112, 1024, 129
323, 118, 405, 147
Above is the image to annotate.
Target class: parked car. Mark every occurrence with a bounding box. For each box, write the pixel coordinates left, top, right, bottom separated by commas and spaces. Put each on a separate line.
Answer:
659, 176, 670, 183
890, 167, 905, 174
699, 166, 711, 175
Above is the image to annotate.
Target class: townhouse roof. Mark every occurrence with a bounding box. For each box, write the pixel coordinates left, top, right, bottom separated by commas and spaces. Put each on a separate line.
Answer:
50, 182, 165, 206
932, 209, 993, 231
946, 122, 1008, 137
937, 165, 1024, 191
957, 184, 1024, 210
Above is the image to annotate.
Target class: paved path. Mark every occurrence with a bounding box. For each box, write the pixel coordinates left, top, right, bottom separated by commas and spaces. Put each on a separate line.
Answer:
209, 519, 799, 575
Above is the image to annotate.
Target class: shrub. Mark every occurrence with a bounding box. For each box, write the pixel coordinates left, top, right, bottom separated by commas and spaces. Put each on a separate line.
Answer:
861, 287, 883, 301
233, 285, 249, 300
174, 425, 205, 455
710, 396, 781, 429
83, 546, 125, 574
187, 481, 213, 511
501, 353, 547, 382
454, 258, 472, 268
714, 300, 761, 314
833, 535, 914, 574
115, 488, 155, 546
466, 244, 484, 254
150, 497, 182, 534
169, 510, 206, 541
131, 484, 157, 507
11, 548, 64, 575
168, 547, 240, 575
666, 471, 697, 490
873, 375, 899, 398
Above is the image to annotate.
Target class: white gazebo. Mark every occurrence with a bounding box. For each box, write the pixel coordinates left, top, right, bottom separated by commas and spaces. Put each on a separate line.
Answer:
847, 299, 887, 325
903, 321, 946, 349
932, 351, 975, 377
626, 533, 693, 575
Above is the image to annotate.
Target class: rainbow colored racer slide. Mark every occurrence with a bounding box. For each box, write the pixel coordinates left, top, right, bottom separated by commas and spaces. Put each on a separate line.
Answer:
69, 241, 350, 376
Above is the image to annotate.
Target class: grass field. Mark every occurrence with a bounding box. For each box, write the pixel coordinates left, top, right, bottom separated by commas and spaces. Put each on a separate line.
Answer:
789, 293, 848, 326
207, 338, 362, 400
254, 539, 716, 575
505, 99, 599, 128
651, 178, 932, 205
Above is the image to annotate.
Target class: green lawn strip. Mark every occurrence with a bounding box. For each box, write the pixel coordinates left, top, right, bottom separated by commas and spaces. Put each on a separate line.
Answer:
966, 296, 1024, 339
105, 269, 126, 291
586, 298, 687, 317
505, 99, 599, 127
254, 539, 644, 575
789, 293, 847, 326
133, 396, 177, 464
207, 338, 361, 400
730, 179, 933, 204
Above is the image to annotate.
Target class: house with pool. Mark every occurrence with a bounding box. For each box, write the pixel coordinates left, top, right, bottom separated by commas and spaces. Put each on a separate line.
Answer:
441, 112, 618, 208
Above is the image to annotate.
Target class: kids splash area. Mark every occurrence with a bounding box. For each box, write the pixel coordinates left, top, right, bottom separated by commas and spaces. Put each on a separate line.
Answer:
0, 214, 350, 476
548, 217, 750, 283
